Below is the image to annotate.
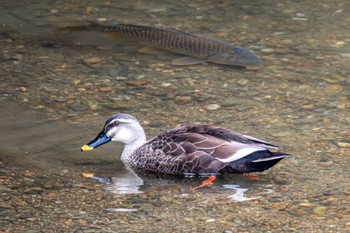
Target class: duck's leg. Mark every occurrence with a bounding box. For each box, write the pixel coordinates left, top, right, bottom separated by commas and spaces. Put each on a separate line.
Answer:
191, 176, 216, 191
243, 173, 259, 180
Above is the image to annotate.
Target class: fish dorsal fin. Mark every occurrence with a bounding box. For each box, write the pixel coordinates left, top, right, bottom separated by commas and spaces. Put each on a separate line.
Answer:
171, 56, 206, 66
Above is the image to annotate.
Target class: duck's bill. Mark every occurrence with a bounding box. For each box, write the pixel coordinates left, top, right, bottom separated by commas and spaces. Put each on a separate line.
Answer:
81, 131, 111, 151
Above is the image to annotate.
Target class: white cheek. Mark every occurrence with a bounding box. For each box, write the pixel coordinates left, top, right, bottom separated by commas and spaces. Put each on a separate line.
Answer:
108, 127, 135, 144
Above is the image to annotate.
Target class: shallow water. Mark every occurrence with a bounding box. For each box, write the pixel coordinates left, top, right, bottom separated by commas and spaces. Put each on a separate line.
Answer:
1, 0, 349, 232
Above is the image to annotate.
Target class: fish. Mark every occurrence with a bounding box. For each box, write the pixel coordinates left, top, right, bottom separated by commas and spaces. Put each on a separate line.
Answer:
66, 22, 261, 67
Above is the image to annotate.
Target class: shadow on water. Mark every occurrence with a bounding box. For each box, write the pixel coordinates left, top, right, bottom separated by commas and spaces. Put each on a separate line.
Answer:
0, 99, 120, 168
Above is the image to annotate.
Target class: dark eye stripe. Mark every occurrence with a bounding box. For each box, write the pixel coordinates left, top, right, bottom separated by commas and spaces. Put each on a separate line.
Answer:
105, 121, 120, 131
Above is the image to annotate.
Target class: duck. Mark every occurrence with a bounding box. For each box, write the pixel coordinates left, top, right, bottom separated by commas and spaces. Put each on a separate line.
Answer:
81, 113, 288, 180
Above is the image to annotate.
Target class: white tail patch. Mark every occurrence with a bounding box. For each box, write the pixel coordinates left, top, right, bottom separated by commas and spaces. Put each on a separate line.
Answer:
252, 155, 287, 163
216, 147, 265, 163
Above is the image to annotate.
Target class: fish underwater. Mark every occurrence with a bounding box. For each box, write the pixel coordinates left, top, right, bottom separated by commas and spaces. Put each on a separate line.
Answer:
67, 22, 261, 67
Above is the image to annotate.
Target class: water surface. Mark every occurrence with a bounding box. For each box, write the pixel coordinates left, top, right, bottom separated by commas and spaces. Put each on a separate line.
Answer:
0, 0, 349, 232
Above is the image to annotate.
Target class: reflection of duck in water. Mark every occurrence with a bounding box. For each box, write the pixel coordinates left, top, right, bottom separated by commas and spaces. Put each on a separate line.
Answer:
85, 168, 271, 201
85, 165, 145, 195
81, 113, 288, 189
83, 165, 191, 195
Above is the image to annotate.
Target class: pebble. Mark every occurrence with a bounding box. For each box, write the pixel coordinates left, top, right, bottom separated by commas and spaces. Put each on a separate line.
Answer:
221, 98, 239, 107
322, 75, 345, 84
313, 206, 327, 216
24, 230, 40, 233
206, 104, 221, 111
82, 99, 100, 110
77, 88, 86, 92
12, 54, 23, 60
68, 105, 87, 111
108, 67, 128, 77
221, 97, 253, 107
261, 48, 275, 53
275, 48, 292, 54
55, 97, 67, 103
2, 54, 12, 61
127, 81, 148, 86
270, 131, 291, 137
205, 218, 215, 223
336, 103, 346, 110
301, 104, 315, 110
299, 202, 313, 207
295, 47, 310, 55
99, 86, 113, 92
236, 79, 248, 86
108, 64, 128, 77
23, 177, 35, 186
340, 53, 350, 58
148, 63, 167, 69
23, 187, 43, 194
0, 210, 9, 217
268, 197, 282, 203
337, 142, 350, 148
19, 87, 27, 92
323, 85, 343, 94
161, 82, 172, 87
175, 96, 192, 104
83, 57, 105, 65
108, 101, 140, 110
0, 185, 12, 192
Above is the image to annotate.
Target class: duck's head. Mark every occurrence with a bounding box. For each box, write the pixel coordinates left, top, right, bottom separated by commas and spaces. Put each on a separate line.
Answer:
81, 113, 146, 152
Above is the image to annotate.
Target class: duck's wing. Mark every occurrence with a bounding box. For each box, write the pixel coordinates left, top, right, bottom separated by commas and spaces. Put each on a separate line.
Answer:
139, 124, 287, 174
147, 124, 279, 163
196, 125, 279, 150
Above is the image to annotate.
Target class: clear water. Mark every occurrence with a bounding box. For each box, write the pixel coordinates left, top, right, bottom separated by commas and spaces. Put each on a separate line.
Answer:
0, 0, 349, 232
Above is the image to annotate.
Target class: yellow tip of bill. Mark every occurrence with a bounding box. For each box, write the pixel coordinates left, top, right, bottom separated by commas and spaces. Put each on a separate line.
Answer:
81, 144, 94, 151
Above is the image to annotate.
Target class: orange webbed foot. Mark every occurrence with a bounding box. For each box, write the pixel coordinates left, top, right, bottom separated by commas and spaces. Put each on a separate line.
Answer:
243, 173, 259, 180
191, 176, 216, 191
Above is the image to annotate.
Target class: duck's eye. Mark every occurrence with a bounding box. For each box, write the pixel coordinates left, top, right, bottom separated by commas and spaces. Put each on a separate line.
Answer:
113, 121, 120, 126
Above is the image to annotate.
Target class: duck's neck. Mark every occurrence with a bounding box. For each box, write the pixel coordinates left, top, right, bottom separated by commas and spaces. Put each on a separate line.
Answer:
121, 130, 146, 162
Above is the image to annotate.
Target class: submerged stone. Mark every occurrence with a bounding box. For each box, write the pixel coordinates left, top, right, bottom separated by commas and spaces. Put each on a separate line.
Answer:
337, 142, 350, 148
206, 104, 221, 111
23, 187, 43, 194
0, 185, 12, 192
313, 206, 327, 216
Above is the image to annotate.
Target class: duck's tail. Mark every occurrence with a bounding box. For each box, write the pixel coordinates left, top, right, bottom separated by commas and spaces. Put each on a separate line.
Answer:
223, 151, 288, 174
